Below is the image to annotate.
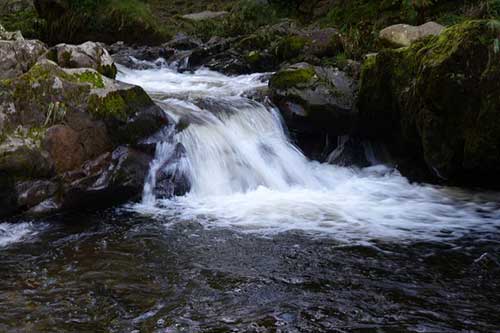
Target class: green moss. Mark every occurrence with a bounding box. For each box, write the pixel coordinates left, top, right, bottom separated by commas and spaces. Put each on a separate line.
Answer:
276, 35, 308, 61
88, 93, 129, 122
98, 64, 118, 79
245, 51, 262, 64
73, 71, 105, 89
269, 66, 316, 90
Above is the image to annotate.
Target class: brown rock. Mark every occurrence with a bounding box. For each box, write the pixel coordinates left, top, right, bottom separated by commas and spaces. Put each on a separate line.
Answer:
43, 125, 84, 173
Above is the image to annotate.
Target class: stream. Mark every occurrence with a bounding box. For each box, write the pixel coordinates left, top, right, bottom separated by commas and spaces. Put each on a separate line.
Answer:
0, 64, 499, 332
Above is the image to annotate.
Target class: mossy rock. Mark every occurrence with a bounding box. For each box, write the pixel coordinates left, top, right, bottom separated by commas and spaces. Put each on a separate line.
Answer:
358, 20, 500, 187
269, 65, 316, 90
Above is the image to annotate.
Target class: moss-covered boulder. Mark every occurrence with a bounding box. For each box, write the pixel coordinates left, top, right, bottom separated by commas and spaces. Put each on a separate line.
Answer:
269, 62, 358, 159
358, 20, 500, 187
0, 58, 170, 216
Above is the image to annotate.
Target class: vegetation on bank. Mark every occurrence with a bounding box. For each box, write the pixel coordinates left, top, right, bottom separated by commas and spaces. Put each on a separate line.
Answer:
3, 0, 500, 52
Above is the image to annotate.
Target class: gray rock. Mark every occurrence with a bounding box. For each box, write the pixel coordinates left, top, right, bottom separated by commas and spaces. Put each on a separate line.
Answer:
270, 63, 358, 136
47, 41, 117, 78
0, 38, 47, 79
379, 22, 444, 48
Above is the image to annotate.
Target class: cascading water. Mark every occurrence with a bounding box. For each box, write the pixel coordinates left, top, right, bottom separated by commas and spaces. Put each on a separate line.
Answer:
117, 64, 500, 243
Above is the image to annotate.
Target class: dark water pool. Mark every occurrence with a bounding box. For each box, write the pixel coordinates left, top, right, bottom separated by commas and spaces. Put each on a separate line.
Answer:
0, 211, 499, 332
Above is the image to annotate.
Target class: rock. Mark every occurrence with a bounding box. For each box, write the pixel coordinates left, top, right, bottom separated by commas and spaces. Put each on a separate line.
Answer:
269, 62, 358, 160
358, 20, 500, 187
15, 180, 58, 209
164, 34, 203, 51
182, 11, 229, 21
47, 41, 117, 78
0, 174, 19, 217
0, 57, 171, 216
43, 125, 85, 173
0, 34, 47, 79
0, 24, 24, 41
0, 137, 53, 178
61, 146, 153, 210
270, 63, 358, 136
379, 22, 444, 48
108, 42, 173, 69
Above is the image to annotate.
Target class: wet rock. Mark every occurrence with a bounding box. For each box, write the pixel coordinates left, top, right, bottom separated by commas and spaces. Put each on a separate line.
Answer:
15, 180, 58, 209
164, 34, 203, 51
108, 42, 173, 69
327, 136, 371, 167
270, 63, 358, 136
62, 146, 153, 210
358, 20, 500, 187
47, 41, 117, 78
0, 174, 19, 217
379, 22, 444, 48
0, 57, 170, 216
154, 143, 190, 198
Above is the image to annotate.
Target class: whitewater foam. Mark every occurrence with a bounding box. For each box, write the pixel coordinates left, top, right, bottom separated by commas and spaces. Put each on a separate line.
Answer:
118, 64, 500, 242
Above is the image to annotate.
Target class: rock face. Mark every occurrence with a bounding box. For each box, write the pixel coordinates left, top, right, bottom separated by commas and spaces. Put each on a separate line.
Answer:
269, 62, 357, 159
359, 20, 500, 187
379, 22, 444, 48
0, 27, 171, 217
47, 41, 118, 78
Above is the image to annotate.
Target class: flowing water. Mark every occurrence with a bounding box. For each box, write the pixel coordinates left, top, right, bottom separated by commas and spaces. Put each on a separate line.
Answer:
0, 64, 499, 332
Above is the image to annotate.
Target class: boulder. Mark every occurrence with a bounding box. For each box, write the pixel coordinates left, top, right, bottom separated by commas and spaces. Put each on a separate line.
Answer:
0, 32, 47, 79
108, 42, 173, 69
270, 63, 357, 135
379, 22, 444, 48
269, 62, 358, 160
358, 20, 500, 187
61, 146, 153, 210
47, 41, 117, 78
0, 23, 24, 41
0, 57, 171, 216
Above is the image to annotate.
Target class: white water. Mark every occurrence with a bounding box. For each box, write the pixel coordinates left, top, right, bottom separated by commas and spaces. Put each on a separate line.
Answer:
118, 65, 500, 242
0, 222, 41, 248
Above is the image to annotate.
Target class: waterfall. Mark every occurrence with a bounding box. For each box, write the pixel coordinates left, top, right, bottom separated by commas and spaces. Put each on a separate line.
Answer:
117, 64, 500, 241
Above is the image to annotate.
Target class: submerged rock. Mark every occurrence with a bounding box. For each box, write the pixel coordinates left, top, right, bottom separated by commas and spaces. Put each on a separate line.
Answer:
359, 20, 500, 187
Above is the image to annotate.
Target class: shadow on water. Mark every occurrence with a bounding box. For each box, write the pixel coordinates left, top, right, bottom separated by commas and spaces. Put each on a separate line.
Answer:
0, 210, 499, 332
